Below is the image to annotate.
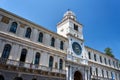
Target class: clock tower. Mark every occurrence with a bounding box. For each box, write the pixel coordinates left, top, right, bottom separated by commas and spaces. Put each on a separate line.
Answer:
57, 10, 88, 80
57, 10, 86, 59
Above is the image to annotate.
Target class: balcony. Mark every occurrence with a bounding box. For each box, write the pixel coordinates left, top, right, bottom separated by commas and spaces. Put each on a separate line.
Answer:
67, 54, 88, 65
0, 58, 66, 74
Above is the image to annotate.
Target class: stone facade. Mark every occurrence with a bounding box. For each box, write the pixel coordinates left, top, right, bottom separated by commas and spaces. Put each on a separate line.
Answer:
0, 8, 120, 80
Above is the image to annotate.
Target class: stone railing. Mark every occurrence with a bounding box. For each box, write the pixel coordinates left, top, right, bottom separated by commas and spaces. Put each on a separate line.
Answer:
67, 54, 88, 65
0, 58, 66, 74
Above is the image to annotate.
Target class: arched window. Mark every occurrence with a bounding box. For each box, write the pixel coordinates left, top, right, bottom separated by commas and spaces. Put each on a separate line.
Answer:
100, 56, 102, 63
104, 58, 107, 64
88, 52, 91, 59
94, 54, 97, 61
1, 44, 11, 59
96, 68, 98, 76
49, 56, 54, 68
59, 59, 63, 70
9, 22, 18, 33
0, 75, 4, 80
25, 27, 31, 38
109, 59, 111, 66
60, 41, 64, 50
90, 67, 92, 75
106, 71, 108, 78
102, 69, 104, 77
34, 52, 40, 65
14, 77, 23, 80
51, 37, 55, 47
20, 49, 27, 62
38, 32, 43, 42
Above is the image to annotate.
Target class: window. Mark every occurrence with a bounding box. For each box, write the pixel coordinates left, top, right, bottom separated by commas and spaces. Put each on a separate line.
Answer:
90, 67, 92, 75
49, 56, 54, 68
20, 49, 27, 62
111, 72, 113, 78
38, 32, 43, 42
104, 58, 107, 64
109, 59, 111, 66
9, 22, 18, 33
102, 69, 104, 77
60, 41, 64, 50
96, 68, 98, 76
74, 24, 78, 31
100, 56, 102, 63
25, 27, 31, 38
51, 37, 55, 47
2, 44, 11, 59
113, 61, 115, 67
106, 71, 108, 78
88, 52, 91, 59
116, 62, 118, 68
94, 54, 97, 61
59, 59, 63, 70
0, 75, 4, 80
34, 52, 40, 65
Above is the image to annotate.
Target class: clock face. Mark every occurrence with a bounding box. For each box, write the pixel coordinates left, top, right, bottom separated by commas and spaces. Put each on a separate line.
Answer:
72, 42, 82, 55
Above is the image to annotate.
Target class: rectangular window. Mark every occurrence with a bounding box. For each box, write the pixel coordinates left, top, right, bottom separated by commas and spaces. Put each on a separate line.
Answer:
74, 24, 78, 31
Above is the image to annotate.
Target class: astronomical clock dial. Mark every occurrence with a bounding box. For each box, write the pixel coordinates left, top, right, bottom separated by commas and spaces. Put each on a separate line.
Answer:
72, 42, 82, 55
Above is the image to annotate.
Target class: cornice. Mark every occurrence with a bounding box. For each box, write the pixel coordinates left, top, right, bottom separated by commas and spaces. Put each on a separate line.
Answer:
85, 46, 119, 61
0, 8, 68, 41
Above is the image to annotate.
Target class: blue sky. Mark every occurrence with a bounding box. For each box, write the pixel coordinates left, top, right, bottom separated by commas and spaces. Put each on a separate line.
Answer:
0, 0, 120, 60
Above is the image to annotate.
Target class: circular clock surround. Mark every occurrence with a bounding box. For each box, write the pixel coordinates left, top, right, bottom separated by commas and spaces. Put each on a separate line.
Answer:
72, 42, 82, 55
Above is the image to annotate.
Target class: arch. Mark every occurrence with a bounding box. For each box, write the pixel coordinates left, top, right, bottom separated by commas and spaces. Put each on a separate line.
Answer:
20, 49, 27, 62
74, 71, 82, 80
14, 77, 23, 80
49, 56, 54, 68
0, 75, 4, 80
60, 41, 64, 50
59, 59, 63, 70
38, 32, 43, 42
34, 52, 40, 65
51, 37, 55, 47
9, 22, 18, 33
1, 44, 11, 59
25, 27, 31, 38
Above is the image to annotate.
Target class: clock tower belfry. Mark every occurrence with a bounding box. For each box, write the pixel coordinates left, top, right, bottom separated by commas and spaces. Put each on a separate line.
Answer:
57, 10, 83, 40
57, 10, 89, 80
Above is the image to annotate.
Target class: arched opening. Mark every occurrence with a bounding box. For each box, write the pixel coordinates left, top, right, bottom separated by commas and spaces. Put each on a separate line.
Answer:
49, 56, 54, 68
74, 71, 82, 80
9, 22, 18, 33
0, 75, 4, 80
51, 37, 55, 47
14, 77, 23, 80
25, 27, 31, 38
59, 59, 63, 70
34, 52, 40, 65
2, 44, 11, 59
38, 32, 43, 42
